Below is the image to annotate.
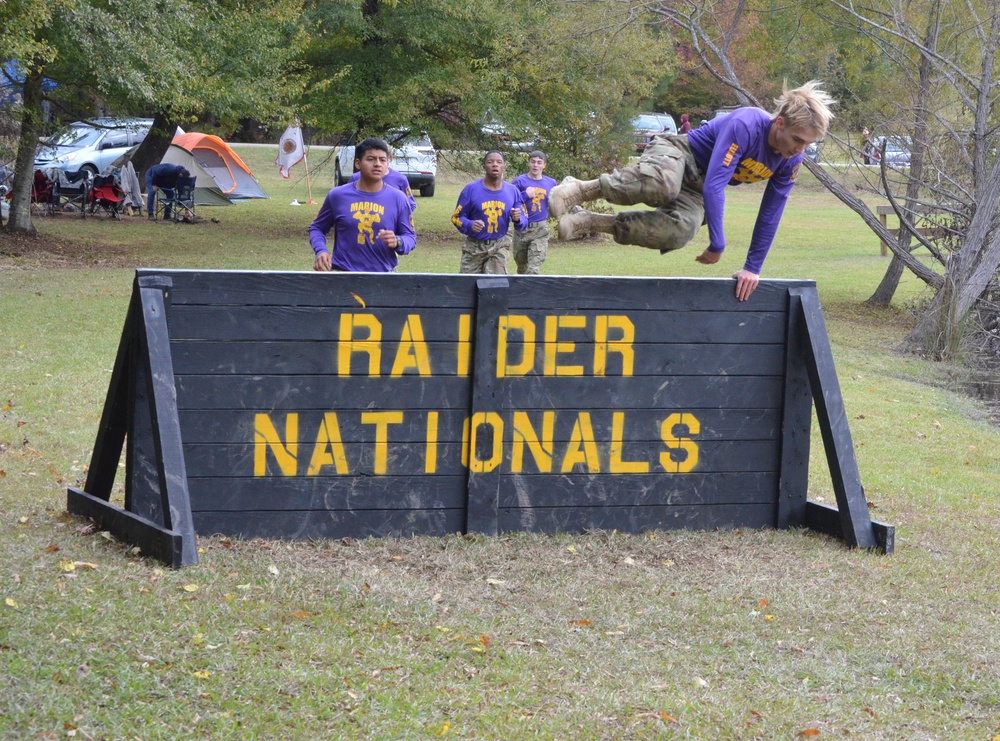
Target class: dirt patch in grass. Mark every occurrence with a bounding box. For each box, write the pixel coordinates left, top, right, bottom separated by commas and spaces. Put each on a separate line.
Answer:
0, 229, 140, 270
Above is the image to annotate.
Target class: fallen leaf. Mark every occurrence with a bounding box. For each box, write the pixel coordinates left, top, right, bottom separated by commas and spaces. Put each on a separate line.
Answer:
193, 670, 211, 679
45, 544, 59, 553
5, 598, 19, 608
268, 565, 279, 576
566, 545, 577, 553
798, 730, 821, 737
436, 720, 450, 736
863, 707, 877, 717
479, 634, 492, 648
290, 611, 311, 618
486, 578, 505, 586
569, 619, 592, 627
182, 584, 199, 593
59, 561, 76, 572
661, 712, 677, 723
758, 598, 769, 609
74, 562, 98, 570
432, 593, 443, 602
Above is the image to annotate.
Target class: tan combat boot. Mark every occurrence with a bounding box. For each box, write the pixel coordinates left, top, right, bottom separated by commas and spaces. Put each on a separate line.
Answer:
549, 176, 602, 219
557, 206, 616, 241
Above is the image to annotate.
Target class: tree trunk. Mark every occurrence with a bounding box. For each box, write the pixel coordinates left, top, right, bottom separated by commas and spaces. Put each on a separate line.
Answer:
130, 112, 178, 184
865, 0, 938, 307
2, 69, 46, 237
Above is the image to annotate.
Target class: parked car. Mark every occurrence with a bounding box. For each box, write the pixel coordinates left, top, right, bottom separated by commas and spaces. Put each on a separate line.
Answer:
632, 113, 677, 153
864, 135, 911, 166
336, 129, 437, 197
481, 117, 537, 152
33, 117, 153, 177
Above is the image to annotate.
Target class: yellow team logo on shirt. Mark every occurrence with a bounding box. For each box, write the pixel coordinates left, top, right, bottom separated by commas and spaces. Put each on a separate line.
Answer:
352, 201, 384, 244
482, 200, 505, 233
530, 188, 546, 213
733, 157, 775, 184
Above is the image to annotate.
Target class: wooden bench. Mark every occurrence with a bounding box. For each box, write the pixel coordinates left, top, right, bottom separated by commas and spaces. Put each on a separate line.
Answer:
877, 204, 951, 256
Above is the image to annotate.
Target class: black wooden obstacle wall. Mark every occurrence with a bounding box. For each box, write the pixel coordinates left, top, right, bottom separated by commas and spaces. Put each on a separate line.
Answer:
69, 269, 891, 566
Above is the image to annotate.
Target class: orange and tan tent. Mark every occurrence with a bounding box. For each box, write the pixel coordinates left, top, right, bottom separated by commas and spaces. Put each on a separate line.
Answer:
170, 133, 268, 200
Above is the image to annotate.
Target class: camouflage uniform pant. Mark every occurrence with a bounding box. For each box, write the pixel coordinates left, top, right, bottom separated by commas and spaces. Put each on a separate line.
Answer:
512, 221, 549, 275
460, 235, 512, 274
598, 133, 705, 253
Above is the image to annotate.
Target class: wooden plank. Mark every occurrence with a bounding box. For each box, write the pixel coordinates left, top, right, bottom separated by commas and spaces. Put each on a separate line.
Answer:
176, 408, 783, 444
465, 278, 508, 535
497, 503, 778, 534
145, 270, 482, 309
181, 439, 780, 478
172, 374, 784, 411
776, 291, 811, 528
192, 508, 466, 539
805, 501, 894, 554
138, 269, 814, 312
165, 306, 788, 345
67, 487, 184, 568
794, 289, 877, 549
168, 339, 785, 376
137, 281, 199, 565
186, 474, 468, 511
497, 472, 777, 508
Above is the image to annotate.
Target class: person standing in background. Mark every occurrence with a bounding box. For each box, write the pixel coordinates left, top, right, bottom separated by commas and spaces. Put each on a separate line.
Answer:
679, 113, 692, 134
510, 150, 557, 274
451, 151, 527, 274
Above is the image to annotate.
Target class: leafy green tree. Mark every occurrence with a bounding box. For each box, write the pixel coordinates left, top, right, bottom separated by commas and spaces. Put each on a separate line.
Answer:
297, 0, 670, 176
0, 0, 304, 236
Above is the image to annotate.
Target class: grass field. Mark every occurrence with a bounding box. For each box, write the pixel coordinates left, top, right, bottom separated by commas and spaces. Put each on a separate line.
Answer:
1, 146, 999, 739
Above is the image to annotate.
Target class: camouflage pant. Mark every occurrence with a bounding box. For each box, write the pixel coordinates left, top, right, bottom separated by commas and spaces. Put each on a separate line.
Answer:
512, 221, 549, 274
460, 235, 512, 274
598, 133, 706, 253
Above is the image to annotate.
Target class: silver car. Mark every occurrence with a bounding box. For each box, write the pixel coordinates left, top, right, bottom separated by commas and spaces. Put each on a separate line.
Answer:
34, 117, 153, 177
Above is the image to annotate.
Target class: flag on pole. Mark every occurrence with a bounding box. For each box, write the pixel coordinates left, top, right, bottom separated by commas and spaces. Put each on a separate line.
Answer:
276, 125, 305, 179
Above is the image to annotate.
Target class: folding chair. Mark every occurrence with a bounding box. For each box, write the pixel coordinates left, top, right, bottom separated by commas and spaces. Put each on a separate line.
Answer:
51, 169, 92, 217
89, 174, 127, 219
153, 176, 196, 223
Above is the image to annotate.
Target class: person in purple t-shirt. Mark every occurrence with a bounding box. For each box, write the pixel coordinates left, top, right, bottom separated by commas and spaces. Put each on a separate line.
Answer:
451, 150, 527, 274
309, 138, 416, 272
511, 150, 558, 275
550, 81, 835, 301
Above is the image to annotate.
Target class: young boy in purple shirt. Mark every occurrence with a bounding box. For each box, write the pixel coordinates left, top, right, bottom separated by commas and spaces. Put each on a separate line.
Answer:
551, 81, 835, 301
511, 150, 558, 274
451, 150, 527, 274
309, 138, 416, 273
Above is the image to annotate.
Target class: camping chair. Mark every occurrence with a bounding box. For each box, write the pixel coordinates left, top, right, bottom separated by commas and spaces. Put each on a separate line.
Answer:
18, 169, 57, 217
153, 175, 196, 223
50, 169, 92, 217
88, 174, 127, 219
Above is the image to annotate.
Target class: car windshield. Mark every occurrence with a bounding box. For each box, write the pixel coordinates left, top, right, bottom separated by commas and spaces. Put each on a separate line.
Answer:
50, 127, 103, 148
633, 115, 667, 130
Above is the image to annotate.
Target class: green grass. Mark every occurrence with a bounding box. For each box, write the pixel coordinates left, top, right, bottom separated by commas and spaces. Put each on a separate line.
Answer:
2, 148, 999, 739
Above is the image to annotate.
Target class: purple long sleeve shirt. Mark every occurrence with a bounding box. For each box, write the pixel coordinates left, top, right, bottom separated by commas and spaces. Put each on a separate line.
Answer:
451, 180, 528, 240
308, 182, 416, 272
511, 173, 558, 224
687, 107, 802, 274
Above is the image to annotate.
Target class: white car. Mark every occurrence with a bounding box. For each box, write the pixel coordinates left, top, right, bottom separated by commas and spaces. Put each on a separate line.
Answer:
336, 130, 437, 197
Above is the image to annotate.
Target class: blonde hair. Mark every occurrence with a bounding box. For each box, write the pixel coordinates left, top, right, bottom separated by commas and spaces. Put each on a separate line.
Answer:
773, 80, 835, 139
